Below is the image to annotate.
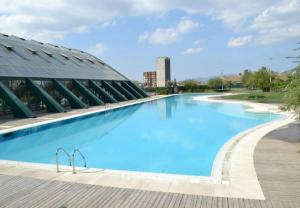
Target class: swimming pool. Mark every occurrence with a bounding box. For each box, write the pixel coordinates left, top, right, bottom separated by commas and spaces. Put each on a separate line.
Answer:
0, 94, 280, 176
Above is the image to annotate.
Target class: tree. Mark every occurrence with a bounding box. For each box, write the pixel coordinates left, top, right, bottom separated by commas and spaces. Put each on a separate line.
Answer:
242, 70, 256, 89
207, 77, 224, 90
181, 80, 199, 92
271, 77, 286, 92
255, 67, 275, 92
182, 79, 198, 87
285, 67, 300, 119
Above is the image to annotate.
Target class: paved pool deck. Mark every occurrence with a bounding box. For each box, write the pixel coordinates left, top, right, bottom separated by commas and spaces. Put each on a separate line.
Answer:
0, 122, 299, 207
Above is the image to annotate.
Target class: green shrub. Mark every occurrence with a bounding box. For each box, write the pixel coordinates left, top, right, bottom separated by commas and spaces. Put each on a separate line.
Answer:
179, 85, 209, 92
145, 87, 173, 95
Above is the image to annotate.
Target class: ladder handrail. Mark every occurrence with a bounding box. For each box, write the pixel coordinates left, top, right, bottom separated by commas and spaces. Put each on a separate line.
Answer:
56, 147, 72, 173
72, 149, 87, 174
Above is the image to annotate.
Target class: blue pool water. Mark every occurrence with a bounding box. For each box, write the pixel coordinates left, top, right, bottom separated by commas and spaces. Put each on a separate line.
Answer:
0, 94, 280, 176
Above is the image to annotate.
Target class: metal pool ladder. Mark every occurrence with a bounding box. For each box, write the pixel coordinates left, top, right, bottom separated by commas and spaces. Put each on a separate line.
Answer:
56, 147, 72, 173
72, 149, 87, 174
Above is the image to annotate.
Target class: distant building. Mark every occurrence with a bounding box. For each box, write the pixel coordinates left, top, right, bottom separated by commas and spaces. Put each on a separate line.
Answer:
143, 71, 157, 88
156, 57, 171, 87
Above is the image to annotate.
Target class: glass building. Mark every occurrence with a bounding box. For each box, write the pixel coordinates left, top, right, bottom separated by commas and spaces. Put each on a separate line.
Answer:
0, 33, 147, 118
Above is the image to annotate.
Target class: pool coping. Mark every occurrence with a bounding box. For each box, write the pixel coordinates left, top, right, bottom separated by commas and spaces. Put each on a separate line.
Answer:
196, 94, 288, 182
0, 95, 174, 135
0, 93, 296, 199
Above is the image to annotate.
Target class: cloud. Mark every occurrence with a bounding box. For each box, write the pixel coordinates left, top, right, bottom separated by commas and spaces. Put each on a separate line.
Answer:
183, 46, 203, 54
101, 20, 117, 28
228, 35, 253, 47
0, 0, 298, 45
88, 43, 107, 56
183, 40, 204, 54
138, 19, 199, 45
250, 0, 300, 45
228, 0, 300, 47
0, 0, 135, 42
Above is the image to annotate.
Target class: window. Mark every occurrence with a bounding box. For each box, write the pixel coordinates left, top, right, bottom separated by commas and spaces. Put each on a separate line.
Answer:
31, 40, 44, 45
47, 43, 59, 48
61, 46, 72, 51
41, 49, 53, 57
97, 59, 105, 65
1, 33, 9, 37
74, 56, 83, 62
60, 53, 69, 60
26, 47, 38, 55
86, 58, 95, 64
0, 42, 13, 51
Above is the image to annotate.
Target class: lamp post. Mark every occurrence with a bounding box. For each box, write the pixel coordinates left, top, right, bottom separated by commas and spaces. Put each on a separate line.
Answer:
269, 57, 272, 92
221, 70, 224, 90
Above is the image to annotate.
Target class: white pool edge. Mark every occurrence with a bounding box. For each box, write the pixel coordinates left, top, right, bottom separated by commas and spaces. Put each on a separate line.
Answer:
194, 94, 295, 199
0, 95, 174, 135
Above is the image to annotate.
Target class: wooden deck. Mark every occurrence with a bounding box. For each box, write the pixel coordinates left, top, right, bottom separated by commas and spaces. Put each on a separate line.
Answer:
0, 174, 298, 208
254, 122, 300, 204
0, 122, 299, 207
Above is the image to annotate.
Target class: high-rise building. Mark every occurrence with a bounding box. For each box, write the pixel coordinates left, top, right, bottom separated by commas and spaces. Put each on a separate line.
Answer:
156, 57, 171, 87
143, 71, 157, 88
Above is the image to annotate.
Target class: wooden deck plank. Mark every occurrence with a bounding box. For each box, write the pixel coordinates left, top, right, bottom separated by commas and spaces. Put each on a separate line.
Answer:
28, 182, 78, 208
30, 182, 78, 208
130, 190, 148, 207
73, 186, 108, 208
206, 196, 213, 208
151, 192, 167, 208
106, 189, 133, 208
194, 195, 203, 208
254, 122, 300, 205
88, 186, 118, 208
167, 193, 180, 208
122, 189, 143, 208
211, 196, 218, 208
0, 181, 47, 207
183, 194, 194, 208
161, 192, 176, 208
156, 192, 172, 208
178, 194, 187, 208
136, 190, 157, 208
97, 187, 125, 208
222, 197, 228, 208
173, 193, 184, 208
0, 174, 298, 208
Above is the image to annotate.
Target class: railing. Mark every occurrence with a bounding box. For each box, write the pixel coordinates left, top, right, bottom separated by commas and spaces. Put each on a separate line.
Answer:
72, 149, 87, 174
56, 147, 72, 173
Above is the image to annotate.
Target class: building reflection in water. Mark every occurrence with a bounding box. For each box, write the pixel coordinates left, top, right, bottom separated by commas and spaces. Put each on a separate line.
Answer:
156, 96, 178, 120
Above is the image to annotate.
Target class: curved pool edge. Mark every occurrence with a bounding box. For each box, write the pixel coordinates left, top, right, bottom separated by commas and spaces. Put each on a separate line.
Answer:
196, 94, 296, 199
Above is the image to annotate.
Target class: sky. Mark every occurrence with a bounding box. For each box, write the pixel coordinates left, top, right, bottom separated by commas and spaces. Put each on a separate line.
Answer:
0, 0, 300, 81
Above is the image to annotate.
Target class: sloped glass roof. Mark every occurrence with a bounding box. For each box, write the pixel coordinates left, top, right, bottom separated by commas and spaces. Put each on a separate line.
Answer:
0, 34, 127, 81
